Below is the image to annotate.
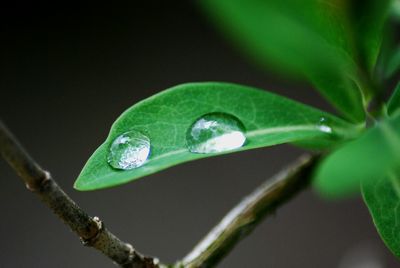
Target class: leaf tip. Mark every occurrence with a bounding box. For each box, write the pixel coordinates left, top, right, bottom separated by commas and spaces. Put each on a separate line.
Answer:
73, 176, 92, 191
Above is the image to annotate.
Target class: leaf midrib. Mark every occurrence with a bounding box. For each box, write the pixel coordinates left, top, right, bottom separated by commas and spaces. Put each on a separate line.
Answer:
78, 125, 322, 188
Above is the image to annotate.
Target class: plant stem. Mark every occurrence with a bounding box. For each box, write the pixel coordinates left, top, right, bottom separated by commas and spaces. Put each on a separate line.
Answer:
0, 120, 161, 268
0, 118, 321, 268
178, 154, 320, 268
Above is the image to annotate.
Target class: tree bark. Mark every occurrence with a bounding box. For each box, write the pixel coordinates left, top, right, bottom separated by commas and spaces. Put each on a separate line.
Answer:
0, 120, 161, 268
179, 154, 320, 268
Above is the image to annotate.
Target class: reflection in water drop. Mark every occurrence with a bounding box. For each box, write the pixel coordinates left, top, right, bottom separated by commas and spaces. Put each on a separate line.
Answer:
186, 112, 246, 153
107, 130, 150, 170
317, 117, 333, 134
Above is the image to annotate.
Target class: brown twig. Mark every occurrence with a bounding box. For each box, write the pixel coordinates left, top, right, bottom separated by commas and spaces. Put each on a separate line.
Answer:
0, 120, 161, 268
178, 154, 320, 268
0, 119, 320, 268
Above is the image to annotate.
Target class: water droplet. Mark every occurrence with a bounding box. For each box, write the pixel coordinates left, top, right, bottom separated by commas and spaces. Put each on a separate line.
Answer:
107, 130, 150, 170
186, 112, 246, 153
317, 117, 332, 134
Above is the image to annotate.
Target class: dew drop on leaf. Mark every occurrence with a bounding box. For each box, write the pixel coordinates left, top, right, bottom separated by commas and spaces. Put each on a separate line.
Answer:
186, 112, 246, 153
317, 117, 333, 134
107, 130, 151, 170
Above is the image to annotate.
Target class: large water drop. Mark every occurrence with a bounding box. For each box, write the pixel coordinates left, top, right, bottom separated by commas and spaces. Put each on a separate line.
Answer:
186, 112, 246, 154
107, 130, 151, 170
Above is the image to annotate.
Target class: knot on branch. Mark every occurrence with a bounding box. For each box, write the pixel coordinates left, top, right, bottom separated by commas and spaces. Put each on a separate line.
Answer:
81, 216, 103, 246
25, 170, 51, 192
122, 245, 162, 268
130, 256, 161, 268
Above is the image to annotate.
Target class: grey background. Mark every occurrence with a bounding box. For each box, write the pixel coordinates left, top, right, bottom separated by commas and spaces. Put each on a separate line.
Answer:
0, 2, 398, 268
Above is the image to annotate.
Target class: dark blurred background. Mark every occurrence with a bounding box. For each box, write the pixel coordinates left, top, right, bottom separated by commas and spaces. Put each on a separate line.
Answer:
0, 2, 398, 268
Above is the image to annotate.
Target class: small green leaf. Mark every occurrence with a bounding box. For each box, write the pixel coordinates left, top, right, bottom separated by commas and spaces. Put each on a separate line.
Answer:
391, 0, 400, 21
200, 0, 365, 122
348, 0, 391, 72
75, 82, 357, 191
385, 46, 400, 79
388, 82, 400, 116
362, 171, 400, 259
314, 115, 400, 198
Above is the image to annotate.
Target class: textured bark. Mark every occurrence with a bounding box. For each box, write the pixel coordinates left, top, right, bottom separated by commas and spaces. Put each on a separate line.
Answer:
179, 154, 320, 268
0, 120, 160, 268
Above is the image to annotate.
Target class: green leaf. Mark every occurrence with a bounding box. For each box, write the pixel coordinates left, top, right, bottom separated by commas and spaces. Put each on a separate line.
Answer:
385, 47, 400, 79
390, 0, 400, 21
373, 24, 396, 85
362, 171, 400, 259
314, 114, 400, 198
200, 0, 365, 122
75, 82, 357, 191
348, 0, 391, 72
388, 82, 400, 116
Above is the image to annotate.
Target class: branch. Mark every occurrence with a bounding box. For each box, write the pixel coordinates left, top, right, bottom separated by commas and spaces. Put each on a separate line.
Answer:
0, 120, 162, 268
179, 154, 320, 268
1, 118, 321, 268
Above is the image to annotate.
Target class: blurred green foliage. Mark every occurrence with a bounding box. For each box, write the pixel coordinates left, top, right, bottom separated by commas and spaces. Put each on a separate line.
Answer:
201, 0, 391, 122
315, 114, 400, 198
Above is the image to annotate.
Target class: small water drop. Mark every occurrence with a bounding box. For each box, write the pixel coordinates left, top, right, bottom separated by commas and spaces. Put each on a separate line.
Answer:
107, 130, 150, 170
186, 112, 246, 154
317, 117, 333, 134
